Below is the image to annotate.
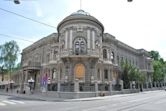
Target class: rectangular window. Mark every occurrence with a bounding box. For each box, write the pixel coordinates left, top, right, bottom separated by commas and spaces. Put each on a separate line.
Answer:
104, 69, 108, 79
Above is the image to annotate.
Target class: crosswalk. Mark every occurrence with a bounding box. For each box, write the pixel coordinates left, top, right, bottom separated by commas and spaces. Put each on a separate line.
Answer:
0, 100, 25, 106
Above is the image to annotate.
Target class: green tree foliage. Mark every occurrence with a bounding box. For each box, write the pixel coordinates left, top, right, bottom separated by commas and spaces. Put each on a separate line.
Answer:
121, 61, 143, 89
149, 51, 160, 61
0, 40, 20, 80
149, 50, 166, 82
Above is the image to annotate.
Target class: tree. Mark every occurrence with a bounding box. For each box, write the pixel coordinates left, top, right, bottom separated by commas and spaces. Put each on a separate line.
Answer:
0, 40, 20, 80
121, 60, 143, 89
149, 51, 160, 61
149, 50, 166, 82
121, 61, 131, 89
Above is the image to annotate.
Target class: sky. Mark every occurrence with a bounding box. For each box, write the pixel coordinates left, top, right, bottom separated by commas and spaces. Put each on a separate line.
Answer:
0, 0, 166, 61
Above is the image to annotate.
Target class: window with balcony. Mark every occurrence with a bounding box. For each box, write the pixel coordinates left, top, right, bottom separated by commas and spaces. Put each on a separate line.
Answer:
74, 37, 86, 55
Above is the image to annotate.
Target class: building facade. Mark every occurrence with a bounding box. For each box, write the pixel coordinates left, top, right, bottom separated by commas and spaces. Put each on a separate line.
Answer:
20, 10, 153, 97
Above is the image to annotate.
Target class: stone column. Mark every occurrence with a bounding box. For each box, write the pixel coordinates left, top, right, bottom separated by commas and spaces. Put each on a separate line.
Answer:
92, 30, 95, 49
146, 82, 149, 89
87, 29, 90, 49
95, 81, 98, 96
130, 81, 132, 89
57, 81, 61, 92
74, 79, 79, 92
69, 30, 73, 49
24, 70, 28, 83
150, 82, 153, 88
109, 81, 112, 95
120, 80, 124, 91
108, 67, 111, 82
154, 82, 156, 87
65, 31, 68, 49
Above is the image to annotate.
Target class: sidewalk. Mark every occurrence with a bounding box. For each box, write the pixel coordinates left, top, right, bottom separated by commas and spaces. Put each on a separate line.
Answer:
0, 89, 163, 102
0, 91, 65, 102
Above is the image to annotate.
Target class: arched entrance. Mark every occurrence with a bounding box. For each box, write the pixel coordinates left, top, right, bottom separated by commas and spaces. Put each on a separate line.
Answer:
75, 64, 85, 80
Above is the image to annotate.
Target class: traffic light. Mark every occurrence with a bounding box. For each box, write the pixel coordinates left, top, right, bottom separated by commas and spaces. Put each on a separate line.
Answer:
14, 0, 20, 4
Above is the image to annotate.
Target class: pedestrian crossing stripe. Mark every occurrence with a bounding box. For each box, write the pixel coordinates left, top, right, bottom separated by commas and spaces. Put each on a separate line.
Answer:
0, 100, 25, 106
2, 100, 16, 104
10, 100, 25, 104
0, 102, 6, 106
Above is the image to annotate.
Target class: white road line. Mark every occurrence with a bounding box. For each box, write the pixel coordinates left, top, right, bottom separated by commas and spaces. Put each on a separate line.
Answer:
0, 102, 6, 106
2, 100, 16, 105
10, 100, 25, 104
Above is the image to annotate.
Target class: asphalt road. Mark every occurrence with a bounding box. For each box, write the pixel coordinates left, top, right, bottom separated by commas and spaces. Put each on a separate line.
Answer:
0, 90, 166, 111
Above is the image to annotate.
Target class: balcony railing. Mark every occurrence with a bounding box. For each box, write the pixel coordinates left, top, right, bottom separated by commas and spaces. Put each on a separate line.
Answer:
60, 50, 99, 58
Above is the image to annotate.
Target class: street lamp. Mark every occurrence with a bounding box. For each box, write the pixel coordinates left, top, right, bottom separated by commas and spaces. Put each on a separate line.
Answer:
128, 0, 133, 2
14, 0, 20, 4
10, 80, 14, 89
28, 77, 34, 94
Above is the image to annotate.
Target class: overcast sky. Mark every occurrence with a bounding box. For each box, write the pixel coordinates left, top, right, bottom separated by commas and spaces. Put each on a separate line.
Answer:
0, 0, 166, 61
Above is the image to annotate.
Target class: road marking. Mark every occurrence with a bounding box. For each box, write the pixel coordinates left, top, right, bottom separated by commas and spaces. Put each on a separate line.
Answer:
0, 102, 6, 106
10, 100, 25, 104
2, 100, 16, 105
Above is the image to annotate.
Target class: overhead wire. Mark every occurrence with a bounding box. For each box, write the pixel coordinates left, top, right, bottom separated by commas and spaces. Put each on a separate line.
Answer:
0, 7, 57, 29
0, 33, 34, 43
0, 7, 56, 43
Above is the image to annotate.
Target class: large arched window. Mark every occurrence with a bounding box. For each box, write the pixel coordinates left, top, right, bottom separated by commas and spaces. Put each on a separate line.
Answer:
74, 37, 86, 55
103, 49, 107, 59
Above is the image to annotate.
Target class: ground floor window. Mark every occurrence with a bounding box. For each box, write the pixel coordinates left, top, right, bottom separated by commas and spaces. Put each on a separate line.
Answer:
104, 69, 108, 79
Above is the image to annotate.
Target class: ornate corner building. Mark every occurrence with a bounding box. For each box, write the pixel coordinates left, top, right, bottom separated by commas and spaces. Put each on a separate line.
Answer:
20, 10, 153, 98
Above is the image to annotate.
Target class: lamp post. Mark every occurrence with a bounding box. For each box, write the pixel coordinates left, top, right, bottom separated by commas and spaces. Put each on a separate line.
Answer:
10, 80, 14, 92
128, 0, 133, 2
28, 77, 34, 94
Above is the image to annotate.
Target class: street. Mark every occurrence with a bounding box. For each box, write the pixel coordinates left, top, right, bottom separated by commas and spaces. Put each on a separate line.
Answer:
1, 90, 166, 111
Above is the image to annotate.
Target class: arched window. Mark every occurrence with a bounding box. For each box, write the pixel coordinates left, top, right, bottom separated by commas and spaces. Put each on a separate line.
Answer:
52, 69, 57, 79
80, 41, 85, 53
74, 37, 86, 55
111, 51, 114, 63
103, 49, 107, 59
75, 41, 79, 55
97, 69, 100, 80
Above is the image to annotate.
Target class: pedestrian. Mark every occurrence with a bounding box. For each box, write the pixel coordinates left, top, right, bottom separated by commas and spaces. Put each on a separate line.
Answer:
6, 87, 8, 92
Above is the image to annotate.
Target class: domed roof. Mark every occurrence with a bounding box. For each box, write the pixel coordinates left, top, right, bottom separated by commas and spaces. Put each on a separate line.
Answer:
70, 10, 90, 16
57, 10, 104, 32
